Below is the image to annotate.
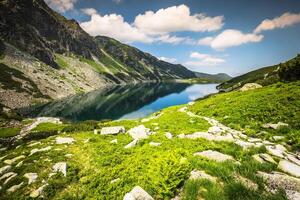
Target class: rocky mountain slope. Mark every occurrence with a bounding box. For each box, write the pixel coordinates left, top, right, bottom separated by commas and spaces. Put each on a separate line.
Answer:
194, 72, 232, 83
0, 0, 196, 109
218, 54, 300, 91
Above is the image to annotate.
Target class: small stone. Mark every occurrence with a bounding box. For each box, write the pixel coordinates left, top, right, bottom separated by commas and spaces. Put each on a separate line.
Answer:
16, 161, 23, 168
7, 182, 24, 193
128, 125, 151, 140
0, 165, 11, 175
252, 154, 265, 163
30, 183, 48, 198
53, 162, 67, 177
110, 178, 120, 184
154, 127, 159, 131
273, 136, 285, 141
100, 126, 125, 135
65, 154, 73, 158
266, 145, 285, 158
177, 134, 185, 138
262, 122, 289, 130
84, 138, 90, 143
165, 132, 173, 139
28, 142, 41, 147
278, 160, 300, 178
55, 137, 75, 144
234, 140, 255, 149
123, 186, 154, 200
3, 173, 17, 185
124, 139, 139, 149
248, 138, 261, 143
29, 146, 52, 156
194, 150, 235, 163
189, 170, 217, 182
286, 154, 300, 166
0, 172, 16, 181
4, 155, 25, 165
208, 126, 223, 134
260, 153, 277, 164
94, 129, 98, 134
149, 142, 161, 147
24, 173, 38, 184
110, 139, 118, 144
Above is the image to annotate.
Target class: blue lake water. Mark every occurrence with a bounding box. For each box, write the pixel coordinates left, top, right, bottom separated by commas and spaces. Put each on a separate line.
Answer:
25, 83, 218, 121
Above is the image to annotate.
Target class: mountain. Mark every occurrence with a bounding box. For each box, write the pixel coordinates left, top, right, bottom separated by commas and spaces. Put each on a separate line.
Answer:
217, 54, 300, 91
0, 0, 195, 109
194, 72, 232, 83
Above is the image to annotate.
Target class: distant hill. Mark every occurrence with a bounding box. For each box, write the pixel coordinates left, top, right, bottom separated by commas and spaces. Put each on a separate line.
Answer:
217, 54, 300, 91
194, 72, 232, 83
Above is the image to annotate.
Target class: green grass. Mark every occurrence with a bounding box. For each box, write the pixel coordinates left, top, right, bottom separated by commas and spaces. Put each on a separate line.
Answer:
0, 127, 20, 138
79, 56, 107, 74
54, 54, 69, 69
190, 81, 300, 150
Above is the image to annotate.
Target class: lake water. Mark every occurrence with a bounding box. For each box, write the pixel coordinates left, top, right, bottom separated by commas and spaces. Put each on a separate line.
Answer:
25, 83, 218, 121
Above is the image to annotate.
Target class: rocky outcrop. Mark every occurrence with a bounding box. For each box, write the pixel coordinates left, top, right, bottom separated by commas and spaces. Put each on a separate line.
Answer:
239, 83, 262, 91
123, 186, 154, 200
100, 126, 125, 135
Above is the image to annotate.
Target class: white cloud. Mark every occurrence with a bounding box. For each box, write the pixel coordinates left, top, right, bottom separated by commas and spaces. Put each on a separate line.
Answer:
81, 8, 97, 16
45, 0, 77, 12
198, 29, 263, 50
254, 12, 300, 33
158, 57, 177, 63
185, 52, 226, 67
112, 0, 122, 4
80, 12, 153, 43
134, 4, 224, 35
156, 35, 186, 44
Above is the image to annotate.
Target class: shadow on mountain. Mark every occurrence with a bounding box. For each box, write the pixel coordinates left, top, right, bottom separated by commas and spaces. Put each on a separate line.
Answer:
18, 82, 190, 121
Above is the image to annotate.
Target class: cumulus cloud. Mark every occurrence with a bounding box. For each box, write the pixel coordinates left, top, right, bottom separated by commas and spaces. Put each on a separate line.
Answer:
134, 4, 224, 35
80, 12, 153, 43
158, 57, 177, 63
156, 35, 187, 44
254, 12, 300, 33
198, 29, 263, 50
45, 0, 76, 12
185, 52, 225, 67
81, 8, 97, 16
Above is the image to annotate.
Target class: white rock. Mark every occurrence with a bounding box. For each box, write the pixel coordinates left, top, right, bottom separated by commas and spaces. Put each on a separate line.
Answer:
94, 129, 98, 134
124, 139, 139, 149
184, 132, 234, 142
4, 155, 25, 165
239, 83, 262, 91
29, 146, 52, 156
0, 172, 16, 181
189, 170, 217, 182
260, 153, 277, 164
3, 173, 17, 185
110, 178, 120, 184
24, 173, 38, 184
208, 126, 223, 134
101, 126, 125, 135
262, 122, 289, 130
123, 186, 154, 200
55, 137, 75, 144
248, 138, 261, 143
53, 162, 67, 177
7, 182, 24, 193
286, 154, 300, 166
30, 183, 48, 198
65, 154, 73, 158
177, 134, 185, 139
28, 142, 41, 147
84, 138, 90, 143
188, 102, 195, 106
0, 165, 11, 175
273, 136, 285, 141
252, 154, 265, 163
234, 140, 255, 149
149, 142, 161, 147
266, 145, 285, 158
165, 132, 173, 139
278, 160, 300, 178
110, 139, 118, 144
128, 125, 151, 140
194, 150, 235, 162
16, 161, 23, 168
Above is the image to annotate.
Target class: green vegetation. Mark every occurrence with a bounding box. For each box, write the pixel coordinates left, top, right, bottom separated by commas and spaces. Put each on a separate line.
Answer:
0, 127, 20, 138
218, 54, 300, 90
78, 56, 106, 74
0, 81, 299, 199
54, 54, 69, 69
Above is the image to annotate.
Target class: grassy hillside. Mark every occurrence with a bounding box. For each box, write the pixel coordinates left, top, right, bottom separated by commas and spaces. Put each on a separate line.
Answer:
0, 81, 299, 199
218, 54, 300, 91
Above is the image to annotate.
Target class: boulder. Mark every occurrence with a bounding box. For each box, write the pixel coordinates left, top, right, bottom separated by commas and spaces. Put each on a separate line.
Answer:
24, 173, 38, 184
189, 170, 217, 182
53, 162, 67, 177
252, 154, 265, 163
260, 153, 277, 164
124, 139, 139, 149
278, 160, 300, 178
266, 145, 285, 158
7, 182, 24, 193
55, 137, 75, 144
100, 126, 125, 135
239, 83, 262, 91
0, 165, 11, 176
165, 132, 173, 139
123, 186, 154, 200
128, 125, 151, 140
286, 154, 300, 166
194, 150, 235, 162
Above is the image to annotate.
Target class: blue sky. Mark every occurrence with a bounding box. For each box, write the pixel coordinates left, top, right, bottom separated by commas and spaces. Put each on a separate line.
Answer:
45, 0, 300, 76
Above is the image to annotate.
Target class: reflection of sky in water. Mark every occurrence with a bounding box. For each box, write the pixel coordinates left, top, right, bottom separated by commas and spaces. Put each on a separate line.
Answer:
120, 84, 218, 119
